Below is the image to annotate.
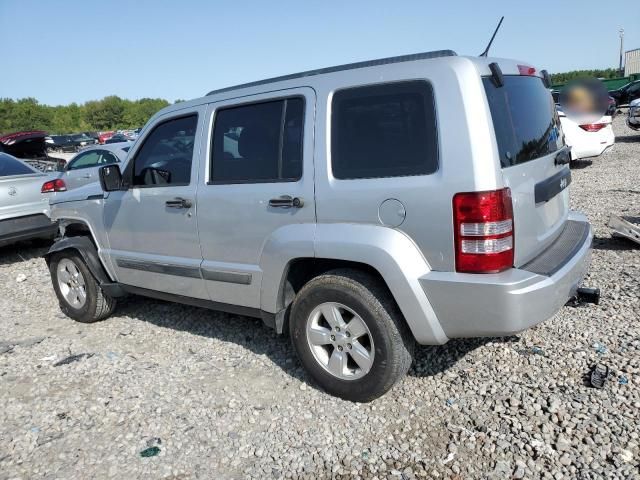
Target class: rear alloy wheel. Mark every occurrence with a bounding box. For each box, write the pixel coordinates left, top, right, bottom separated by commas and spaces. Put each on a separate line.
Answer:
49, 251, 116, 323
306, 302, 375, 381
290, 269, 414, 402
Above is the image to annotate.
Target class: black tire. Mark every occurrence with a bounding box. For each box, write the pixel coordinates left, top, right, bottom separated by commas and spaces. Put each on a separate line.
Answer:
49, 251, 116, 323
289, 268, 414, 402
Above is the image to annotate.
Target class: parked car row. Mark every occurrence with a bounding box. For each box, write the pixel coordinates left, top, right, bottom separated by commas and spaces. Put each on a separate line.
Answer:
628, 99, 640, 131
46, 133, 98, 152
608, 80, 640, 107
98, 128, 140, 144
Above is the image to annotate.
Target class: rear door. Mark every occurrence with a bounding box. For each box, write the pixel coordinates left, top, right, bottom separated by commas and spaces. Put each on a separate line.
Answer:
483, 74, 569, 265
196, 88, 316, 309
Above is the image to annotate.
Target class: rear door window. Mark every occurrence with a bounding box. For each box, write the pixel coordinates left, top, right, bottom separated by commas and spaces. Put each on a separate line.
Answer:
483, 76, 564, 167
331, 81, 438, 179
210, 97, 304, 183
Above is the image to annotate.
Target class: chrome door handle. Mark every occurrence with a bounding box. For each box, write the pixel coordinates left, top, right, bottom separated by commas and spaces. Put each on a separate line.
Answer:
82, 174, 92, 179
165, 197, 192, 209
268, 195, 304, 208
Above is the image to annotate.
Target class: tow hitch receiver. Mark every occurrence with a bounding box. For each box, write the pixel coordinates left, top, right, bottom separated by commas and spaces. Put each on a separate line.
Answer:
568, 287, 601, 306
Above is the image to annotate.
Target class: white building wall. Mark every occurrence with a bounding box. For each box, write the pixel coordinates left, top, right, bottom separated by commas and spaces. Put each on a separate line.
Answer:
625, 48, 640, 76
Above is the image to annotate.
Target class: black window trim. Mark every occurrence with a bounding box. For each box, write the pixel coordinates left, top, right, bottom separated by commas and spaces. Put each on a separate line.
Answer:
125, 112, 199, 189
207, 95, 306, 186
101, 150, 121, 166
330, 79, 440, 181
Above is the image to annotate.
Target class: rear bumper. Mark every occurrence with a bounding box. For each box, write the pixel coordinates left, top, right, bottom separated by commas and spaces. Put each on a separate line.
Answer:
570, 128, 615, 160
0, 214, 58, 247
420, 212, 593, 340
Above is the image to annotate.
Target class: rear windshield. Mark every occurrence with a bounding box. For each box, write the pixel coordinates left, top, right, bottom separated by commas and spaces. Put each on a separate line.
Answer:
483, 76, 564, 168
0, 153, 37, 176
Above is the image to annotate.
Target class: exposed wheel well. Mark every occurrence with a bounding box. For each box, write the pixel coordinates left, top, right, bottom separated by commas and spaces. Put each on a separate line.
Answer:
275, 258, 405, 334
62, 221, 91, 237
59, 221, 97, 247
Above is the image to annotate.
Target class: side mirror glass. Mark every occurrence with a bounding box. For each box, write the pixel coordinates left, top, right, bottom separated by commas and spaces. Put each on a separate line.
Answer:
99, 164, 123, 191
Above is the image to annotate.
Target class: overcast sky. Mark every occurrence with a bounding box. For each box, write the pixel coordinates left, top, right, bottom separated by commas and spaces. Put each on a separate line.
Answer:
1, 0, 638, 105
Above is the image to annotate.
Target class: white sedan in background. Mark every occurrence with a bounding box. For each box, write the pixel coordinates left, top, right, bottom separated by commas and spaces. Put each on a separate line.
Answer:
557, 107, 615, 161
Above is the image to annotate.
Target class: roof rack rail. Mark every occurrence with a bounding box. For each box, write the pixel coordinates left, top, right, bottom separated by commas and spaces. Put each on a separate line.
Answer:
206, 49, 457, 96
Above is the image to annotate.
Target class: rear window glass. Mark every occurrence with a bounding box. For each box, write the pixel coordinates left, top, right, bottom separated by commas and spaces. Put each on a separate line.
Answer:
0, 153, 36, 177
483, 76, 564, 167
331, 81, 438, 179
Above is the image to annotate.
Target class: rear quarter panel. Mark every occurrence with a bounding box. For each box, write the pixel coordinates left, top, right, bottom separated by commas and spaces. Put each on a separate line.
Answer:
0, 174, 51, 221
311, 56, 501, 271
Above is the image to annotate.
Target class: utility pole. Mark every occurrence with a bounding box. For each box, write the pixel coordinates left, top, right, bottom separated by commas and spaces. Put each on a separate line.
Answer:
619, 28, 624, 76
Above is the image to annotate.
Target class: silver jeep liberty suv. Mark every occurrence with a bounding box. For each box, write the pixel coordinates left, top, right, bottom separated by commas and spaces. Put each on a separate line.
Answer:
46, 50, 594, 401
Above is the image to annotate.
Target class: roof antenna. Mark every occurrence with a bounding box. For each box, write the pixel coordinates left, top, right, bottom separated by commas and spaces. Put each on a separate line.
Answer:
480, 16, 504, 57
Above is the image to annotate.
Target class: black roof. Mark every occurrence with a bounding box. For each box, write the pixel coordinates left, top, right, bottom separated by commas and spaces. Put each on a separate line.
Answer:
206, 49, 457, 96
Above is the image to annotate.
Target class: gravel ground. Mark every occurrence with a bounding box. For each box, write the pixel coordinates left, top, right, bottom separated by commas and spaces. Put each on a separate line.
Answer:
1, 116, 639, 479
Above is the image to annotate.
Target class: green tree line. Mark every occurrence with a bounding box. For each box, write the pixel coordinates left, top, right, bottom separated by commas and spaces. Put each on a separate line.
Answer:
550, 68, 620, 85
0, 96, 175, 135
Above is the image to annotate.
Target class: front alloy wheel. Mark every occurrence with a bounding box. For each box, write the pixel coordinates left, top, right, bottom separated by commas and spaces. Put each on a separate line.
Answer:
56, 258, 87, 309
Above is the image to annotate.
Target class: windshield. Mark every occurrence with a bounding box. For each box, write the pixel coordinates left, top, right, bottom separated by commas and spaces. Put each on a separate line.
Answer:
483, 75, 564, 168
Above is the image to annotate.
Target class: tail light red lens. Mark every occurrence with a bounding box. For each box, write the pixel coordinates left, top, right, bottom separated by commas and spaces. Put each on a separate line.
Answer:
453, 188, 514, 273
41, 178, 67, 193
579, 123, 606, 132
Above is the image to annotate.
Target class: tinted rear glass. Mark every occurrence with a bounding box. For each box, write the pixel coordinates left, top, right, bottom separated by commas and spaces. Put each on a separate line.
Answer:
483, 76, 564, 167
331, 81, 438, 179
211, 97, 304, 183
0, 153, 36, 176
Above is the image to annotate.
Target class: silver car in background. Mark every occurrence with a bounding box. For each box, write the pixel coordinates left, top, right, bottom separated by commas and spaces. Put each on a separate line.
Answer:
628, 99, 640, 131
0, 152, 58, 247
57, 142, 130, 190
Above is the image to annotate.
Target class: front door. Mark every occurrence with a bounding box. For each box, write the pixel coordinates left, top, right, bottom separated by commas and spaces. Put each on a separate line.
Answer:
103, 108, 208, 299
196, 88, 316, 309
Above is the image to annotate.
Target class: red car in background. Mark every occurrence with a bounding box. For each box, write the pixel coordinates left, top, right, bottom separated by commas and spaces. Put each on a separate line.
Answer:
98, 131, 115, 144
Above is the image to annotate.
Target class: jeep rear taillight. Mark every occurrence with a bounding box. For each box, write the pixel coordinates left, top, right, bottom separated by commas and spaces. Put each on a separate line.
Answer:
453, 188, 514, 273
41, 178, 67, 193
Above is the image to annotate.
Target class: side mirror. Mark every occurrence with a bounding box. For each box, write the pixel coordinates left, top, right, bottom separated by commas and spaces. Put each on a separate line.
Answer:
99, 164, 123, 191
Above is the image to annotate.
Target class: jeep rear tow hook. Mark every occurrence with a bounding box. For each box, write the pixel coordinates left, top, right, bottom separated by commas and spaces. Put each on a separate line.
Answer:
568, 287, 601, 306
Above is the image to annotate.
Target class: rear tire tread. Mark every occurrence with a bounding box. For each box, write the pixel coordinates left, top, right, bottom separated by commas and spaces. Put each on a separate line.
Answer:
290, 268, 414, 402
